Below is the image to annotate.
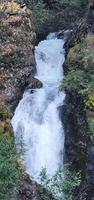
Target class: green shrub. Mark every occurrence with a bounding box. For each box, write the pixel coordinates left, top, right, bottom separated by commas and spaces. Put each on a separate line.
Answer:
24, 0, 88, 34
61, 32, 94, 142
0, 135, 20, 200
60, 70, 85, 93
38, 166, 81, 200
85, 94, 94, 110
32, 0, 51, 33
61, 34, 94, 100
51, 0, 88, 10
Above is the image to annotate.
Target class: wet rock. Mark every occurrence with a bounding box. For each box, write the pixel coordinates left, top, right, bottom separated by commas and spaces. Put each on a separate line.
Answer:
26, 77, 43, 89
65, 2, 94, 51
17, 175, 55, 200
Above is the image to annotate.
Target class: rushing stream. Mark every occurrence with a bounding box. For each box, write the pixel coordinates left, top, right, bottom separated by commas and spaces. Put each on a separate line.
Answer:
12, 33, 66, 180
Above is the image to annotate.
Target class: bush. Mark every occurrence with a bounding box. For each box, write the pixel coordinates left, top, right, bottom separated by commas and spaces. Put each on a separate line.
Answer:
24, 0, 88, 34
51, 0, 88, 10
60, 70, 85, 93
61, 31, 94, 142
85, 94, 94, 111
38, 166, 81, 200
0, 105, 19, 199
0, 135, 19, 200
61, 34, 94, 99
32, 0, 51, 33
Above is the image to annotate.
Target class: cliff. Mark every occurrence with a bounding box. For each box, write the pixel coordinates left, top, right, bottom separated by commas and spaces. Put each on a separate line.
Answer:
0, 1, 44, 199
62, 2, 94, 199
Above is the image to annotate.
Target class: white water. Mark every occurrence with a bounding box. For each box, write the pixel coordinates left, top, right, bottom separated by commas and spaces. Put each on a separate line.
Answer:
12, 33, 66, 179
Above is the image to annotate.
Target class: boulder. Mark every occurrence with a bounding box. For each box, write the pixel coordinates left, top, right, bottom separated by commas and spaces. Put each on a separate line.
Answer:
26, 77, 43, 89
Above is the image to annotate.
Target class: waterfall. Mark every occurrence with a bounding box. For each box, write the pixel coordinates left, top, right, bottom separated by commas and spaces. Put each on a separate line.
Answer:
12, 33, 66, 180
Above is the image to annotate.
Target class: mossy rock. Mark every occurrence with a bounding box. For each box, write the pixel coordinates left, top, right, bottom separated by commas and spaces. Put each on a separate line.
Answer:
24, 8, 32, 17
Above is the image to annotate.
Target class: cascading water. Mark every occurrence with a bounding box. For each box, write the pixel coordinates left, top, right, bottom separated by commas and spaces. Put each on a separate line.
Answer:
12, 33, 66, 180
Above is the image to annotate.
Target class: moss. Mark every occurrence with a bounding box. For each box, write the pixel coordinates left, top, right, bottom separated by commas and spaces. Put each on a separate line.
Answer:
85, 94, 94, 111
24, 8, 32, 17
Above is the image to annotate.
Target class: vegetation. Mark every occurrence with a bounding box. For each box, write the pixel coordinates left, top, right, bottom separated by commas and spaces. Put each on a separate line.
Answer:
87, 111, 94, 141
61, 33, 94, 140
23, 0, 88, 34
0, 136, 19, 200
31, 0, 51, 34
60, 70, 85, 93
50, 0, 88, 10
0, 105, 20, 200
38, 166, 81, 200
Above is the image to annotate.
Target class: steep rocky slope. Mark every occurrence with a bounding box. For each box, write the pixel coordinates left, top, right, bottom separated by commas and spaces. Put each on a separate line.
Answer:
0, 1, 44, 113
62, 2, 94, 199
0, 2, 45, 200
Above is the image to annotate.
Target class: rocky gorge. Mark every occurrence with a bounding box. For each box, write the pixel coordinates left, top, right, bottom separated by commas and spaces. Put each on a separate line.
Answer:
0, 1, 46, 199
0, 0, 94, 200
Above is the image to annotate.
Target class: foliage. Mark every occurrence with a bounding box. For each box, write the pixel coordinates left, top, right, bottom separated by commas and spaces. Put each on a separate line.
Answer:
0, 135, 20, 200
32, 0, 51, 33
38, 166, 81, 200
51, 0, 88, 10
23, 0, 88, 34
61, 33, 94, 98
61, 33, 94, 140
85, 94, 94, 111
46, 0, 88, 27
24, 8, 32, 17
88, 115, 94, 140
60, 70, 85, 93
0, 105, 20, 199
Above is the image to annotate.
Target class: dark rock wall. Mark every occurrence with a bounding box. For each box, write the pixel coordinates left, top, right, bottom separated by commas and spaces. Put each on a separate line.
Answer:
63, 4, 94, 199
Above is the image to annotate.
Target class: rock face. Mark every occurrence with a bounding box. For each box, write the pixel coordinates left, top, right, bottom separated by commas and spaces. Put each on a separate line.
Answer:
65, 1, 94, 51
17, 176, 55, 200
63, 4, 94, 199
0, 1, 43, 112
26, 77, 43, 89
0, 2, 45, 200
